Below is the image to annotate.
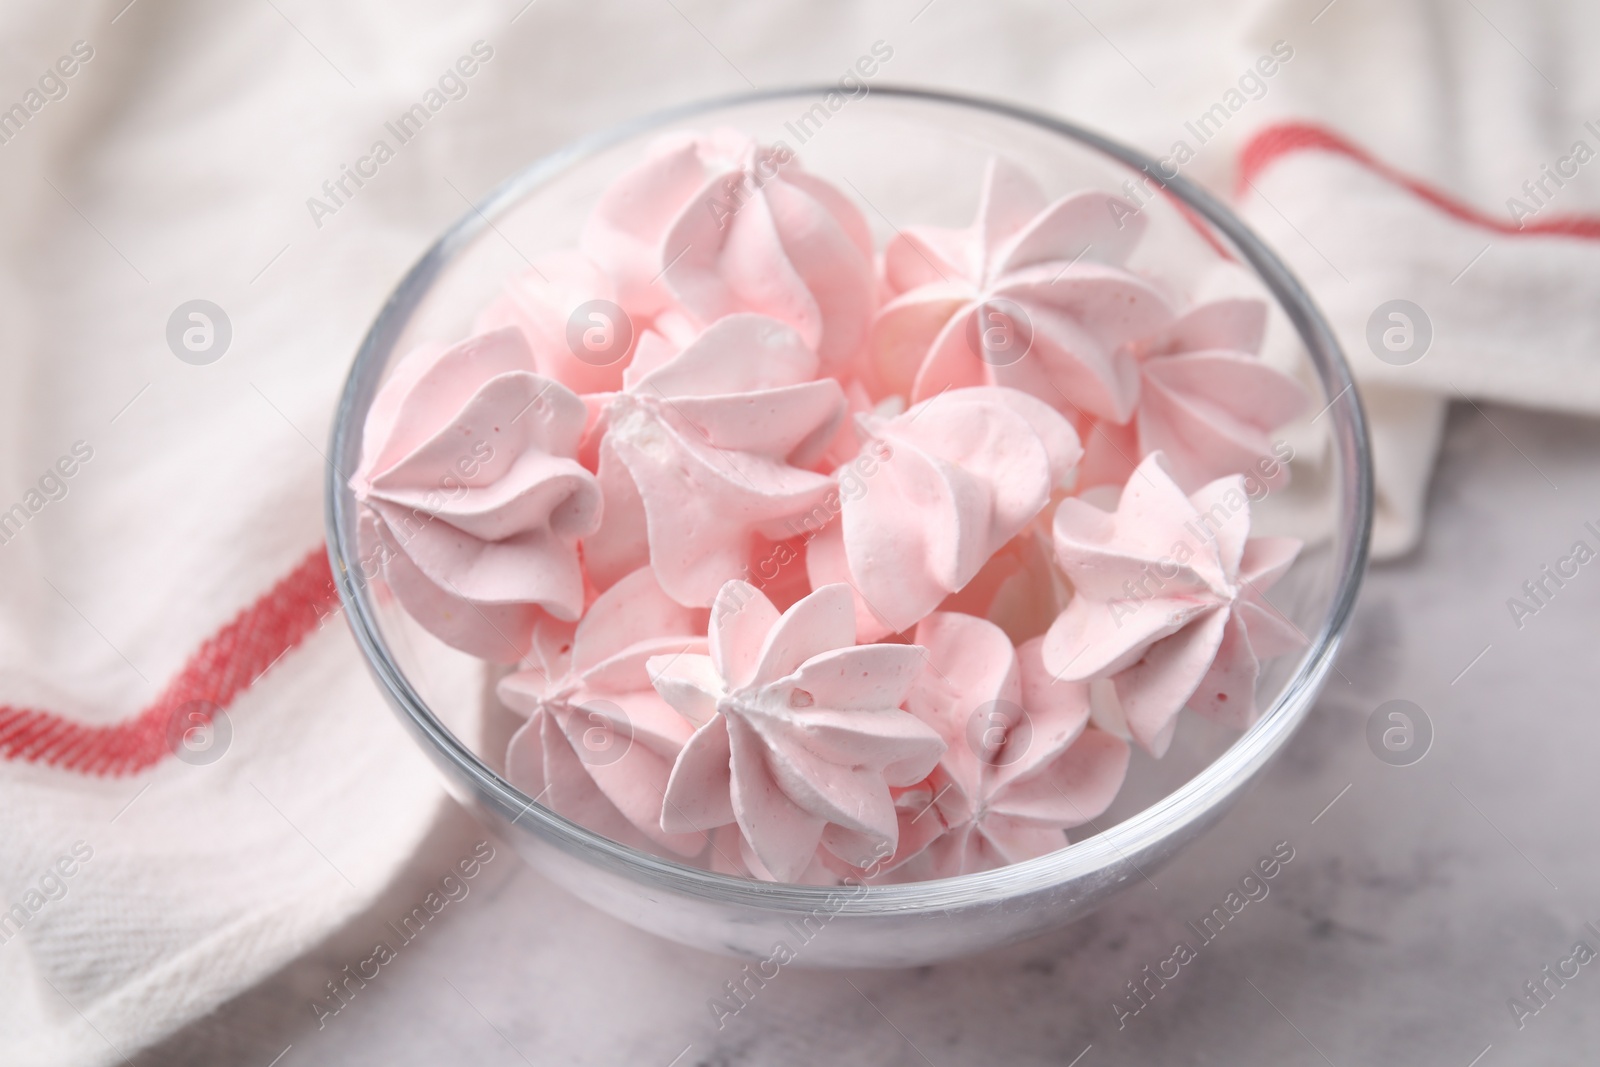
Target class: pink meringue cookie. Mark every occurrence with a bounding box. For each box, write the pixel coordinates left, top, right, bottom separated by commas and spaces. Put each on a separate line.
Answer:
352, 327, 602, 662
1078, 298, 1309, 493
499, 567, 708, 855
707, 824, 843, 886
475, 251, 637, 396
936, 522, 1064, 644
1041, 453, 1305, 756
864, 618, 1129, 879
806, 386, 1080, 638
868, 156, 1174, 421
649, 581, 945, 882
581, 129, 875, 373
585, 313, 846, 605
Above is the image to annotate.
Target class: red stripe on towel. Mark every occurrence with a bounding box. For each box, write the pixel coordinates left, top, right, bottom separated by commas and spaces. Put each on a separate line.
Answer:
0, 547, 340, 776
1238, 120, 1600, 240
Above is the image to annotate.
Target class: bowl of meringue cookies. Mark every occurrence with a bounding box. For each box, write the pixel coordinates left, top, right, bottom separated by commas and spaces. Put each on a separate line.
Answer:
328, 87, 1371, 966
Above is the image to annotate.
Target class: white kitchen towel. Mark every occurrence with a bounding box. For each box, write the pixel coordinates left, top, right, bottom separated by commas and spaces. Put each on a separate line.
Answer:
2, 0, 1597, 1063
0, 4, 506, 1065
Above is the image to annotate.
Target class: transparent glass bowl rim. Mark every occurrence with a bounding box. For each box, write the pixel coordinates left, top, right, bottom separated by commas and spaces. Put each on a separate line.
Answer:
327, 85, 1373, 915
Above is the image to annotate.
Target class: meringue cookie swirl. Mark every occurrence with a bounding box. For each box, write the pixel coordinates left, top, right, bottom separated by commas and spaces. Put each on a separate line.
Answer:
1042, 453, 1304, 756
587, 313, 846, 606
499, 567, 707, 855
878, 620, 1129, 879
869, 156, 1174, 421
807, 385, 1081, 637
475, 250, 637, 397
581, 129, 875, 373
352, 327, 602, 662
1079, 298, 1309, 493
650, 581, 944, 882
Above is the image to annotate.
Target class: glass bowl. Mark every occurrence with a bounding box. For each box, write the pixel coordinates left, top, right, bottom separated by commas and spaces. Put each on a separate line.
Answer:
326, 86, 1372, 967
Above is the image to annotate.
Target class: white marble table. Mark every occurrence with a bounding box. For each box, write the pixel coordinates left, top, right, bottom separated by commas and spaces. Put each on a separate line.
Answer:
152, 400, 1600, 1066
